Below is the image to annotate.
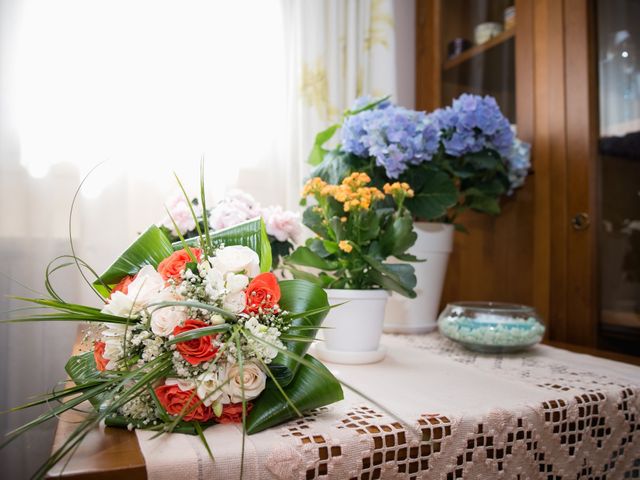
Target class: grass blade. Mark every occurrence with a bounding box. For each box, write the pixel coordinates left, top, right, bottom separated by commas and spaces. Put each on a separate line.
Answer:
174, 172, 205, 246
200, 157, 212, 253
166, 324, 231, 346
193, 421, 215, 462
165, 207, 198, 262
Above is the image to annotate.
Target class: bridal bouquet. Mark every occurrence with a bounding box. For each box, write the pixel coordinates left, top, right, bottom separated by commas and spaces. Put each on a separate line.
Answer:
2, 169, 343, 478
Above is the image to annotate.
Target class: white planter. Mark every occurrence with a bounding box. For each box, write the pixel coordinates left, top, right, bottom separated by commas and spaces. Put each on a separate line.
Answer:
314, 289, 389, 365
383, 222, 454, 334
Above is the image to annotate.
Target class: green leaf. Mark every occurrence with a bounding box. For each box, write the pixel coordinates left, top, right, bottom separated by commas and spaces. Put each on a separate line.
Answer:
349, 209, 380, 244
94, 226, 174, 296
308, 238, 332, 258
345, 95, 391, 116
302, 207, 330, 239
65, 352, 105, 409
405, 171, 458, 221
465, 194, 501, 215
286, 246, 339, 271
465, 150, 502, 171
322, 240, 339, 254
309, 150, 368, 185
270, 280, 330, 386
362, 255, 417, 298
379, 214, 417, 258
328, 216, 347, 242
308, 124, 340, 166
246, 355, 343, 434
285, 265, 326, 285
394, 253, 425, 262
182, 217, 272, 273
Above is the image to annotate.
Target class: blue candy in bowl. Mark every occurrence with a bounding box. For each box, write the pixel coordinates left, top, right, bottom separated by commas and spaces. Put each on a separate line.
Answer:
437, 302, 545, 353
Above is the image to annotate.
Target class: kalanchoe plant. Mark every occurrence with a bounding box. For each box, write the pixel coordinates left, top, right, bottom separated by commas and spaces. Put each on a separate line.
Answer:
285, 172, 418, 298
309, 94, 531, 226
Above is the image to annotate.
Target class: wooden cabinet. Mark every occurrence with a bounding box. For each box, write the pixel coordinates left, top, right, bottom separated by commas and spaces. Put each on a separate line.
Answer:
416, 0, 640, 355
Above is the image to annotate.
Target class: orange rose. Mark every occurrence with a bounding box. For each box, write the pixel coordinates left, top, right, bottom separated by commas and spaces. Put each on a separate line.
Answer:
157, 248, 202, 281
244, 273, 281, 314
110, 274, 135, 297
154, 383, 214, 422
173, 319, 218, 365
93, 341, 108, 371
217, 402, 252, 424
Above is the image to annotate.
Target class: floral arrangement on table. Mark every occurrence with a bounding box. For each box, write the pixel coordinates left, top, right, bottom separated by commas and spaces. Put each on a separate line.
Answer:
1, 168, 345, 479
160, 189, 302, 267
308, 94, 531, 225
285, 172, 418, 298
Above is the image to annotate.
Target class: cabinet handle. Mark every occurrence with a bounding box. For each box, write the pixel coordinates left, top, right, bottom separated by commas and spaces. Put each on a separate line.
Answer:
571, 212, 591, 230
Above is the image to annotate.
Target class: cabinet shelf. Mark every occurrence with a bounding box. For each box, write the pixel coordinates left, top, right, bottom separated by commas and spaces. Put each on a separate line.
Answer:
443, 28, 515, 71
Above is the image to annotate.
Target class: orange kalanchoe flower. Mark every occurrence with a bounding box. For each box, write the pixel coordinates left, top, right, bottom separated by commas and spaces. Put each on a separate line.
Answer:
302, 177, 328, 198
303, 172, 385, 212
338, 240, 353, 253
383, 181, 415, 198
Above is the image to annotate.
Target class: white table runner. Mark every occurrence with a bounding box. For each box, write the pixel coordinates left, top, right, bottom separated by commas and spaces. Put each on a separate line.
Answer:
137, 333, 640, 479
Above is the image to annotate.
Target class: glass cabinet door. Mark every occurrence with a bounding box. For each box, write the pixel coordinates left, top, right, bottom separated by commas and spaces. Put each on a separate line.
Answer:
440, 0, 516, 122
596, 0, 640, 354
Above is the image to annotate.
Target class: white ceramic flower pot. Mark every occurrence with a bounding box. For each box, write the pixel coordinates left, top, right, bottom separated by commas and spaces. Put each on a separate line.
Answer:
314, 289, 389, 365
383, 222, 454, 334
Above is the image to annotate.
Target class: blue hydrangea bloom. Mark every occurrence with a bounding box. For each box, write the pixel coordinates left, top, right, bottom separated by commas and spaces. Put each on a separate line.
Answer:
505, 136, 531, 194
341, 97, 440, 179
429, 94, 514, 157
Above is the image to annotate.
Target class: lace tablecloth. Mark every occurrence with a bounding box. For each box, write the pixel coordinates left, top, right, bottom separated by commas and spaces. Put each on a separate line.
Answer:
136, 333, 640, 479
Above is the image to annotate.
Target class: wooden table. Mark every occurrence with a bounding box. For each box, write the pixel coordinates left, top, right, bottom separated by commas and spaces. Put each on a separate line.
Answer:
46, 332, 640, 479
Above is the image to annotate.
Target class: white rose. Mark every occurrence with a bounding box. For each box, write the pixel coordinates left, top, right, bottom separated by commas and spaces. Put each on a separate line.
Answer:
150, 306, 187, 337
262, 205, 302, 243
204, 266, 225, 300
101, 325, 128, 370
126, 266, 165, 309
225, 272, 248, 293
165, 377, 196, 392
149, 289, 187, 336
196, 371, 230, 406
101, 291, 134, 317
222, 361, 266, 403
223, 291, 246, 314
211, 245, 260, 277
101, 266, 165, 317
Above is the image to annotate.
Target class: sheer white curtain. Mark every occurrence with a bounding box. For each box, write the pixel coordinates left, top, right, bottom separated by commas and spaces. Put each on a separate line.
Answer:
282, 0, 399, 177
0, 1, 288, 477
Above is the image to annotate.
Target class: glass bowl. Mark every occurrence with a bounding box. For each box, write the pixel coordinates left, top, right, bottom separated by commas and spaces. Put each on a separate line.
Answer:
437, 302, 545, 353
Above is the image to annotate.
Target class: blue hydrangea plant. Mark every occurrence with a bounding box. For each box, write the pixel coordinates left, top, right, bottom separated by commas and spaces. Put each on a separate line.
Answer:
308, 94, 531, 224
